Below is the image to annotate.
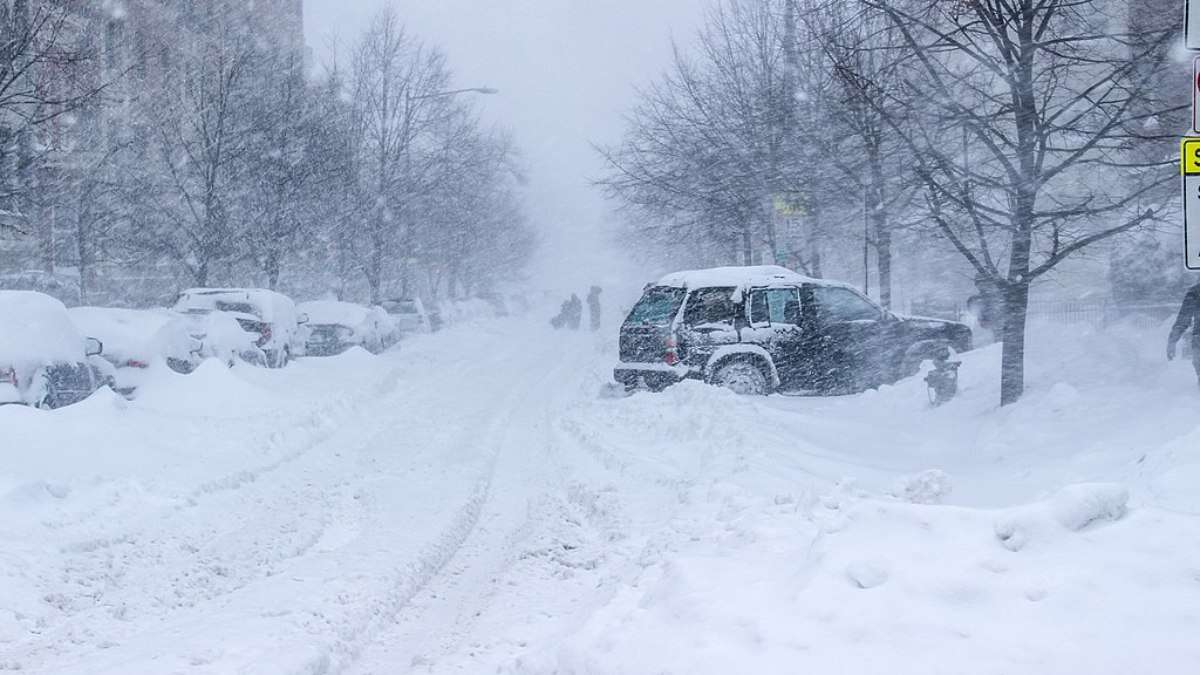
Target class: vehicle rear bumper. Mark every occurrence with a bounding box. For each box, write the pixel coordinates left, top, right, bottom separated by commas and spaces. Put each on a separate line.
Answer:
613, 362, 695, 389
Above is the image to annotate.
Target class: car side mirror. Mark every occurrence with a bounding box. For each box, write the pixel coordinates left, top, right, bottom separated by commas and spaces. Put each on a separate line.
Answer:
297, 313, 310, 325
85, 337, 103, 357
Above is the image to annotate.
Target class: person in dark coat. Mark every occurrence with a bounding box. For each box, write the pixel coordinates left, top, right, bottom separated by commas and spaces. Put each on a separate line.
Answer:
587, 286, 602, 332
1167, 282, 1200, 385
566, 293, 583, 330
550, 297, 571, 329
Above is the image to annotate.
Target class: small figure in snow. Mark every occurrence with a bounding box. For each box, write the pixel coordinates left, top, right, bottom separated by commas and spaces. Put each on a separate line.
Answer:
566, 293, 583, 330
587, 286, 603, 332
1167, 282, 1200, 387
550, 293, 583, 331
550, 298, 569, 329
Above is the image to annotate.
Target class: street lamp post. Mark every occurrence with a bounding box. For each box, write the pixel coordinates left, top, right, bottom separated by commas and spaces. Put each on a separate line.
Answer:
395, 85, 498, 295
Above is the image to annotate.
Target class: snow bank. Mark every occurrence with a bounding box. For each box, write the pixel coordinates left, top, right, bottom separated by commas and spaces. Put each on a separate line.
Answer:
481, 318, 1200, 675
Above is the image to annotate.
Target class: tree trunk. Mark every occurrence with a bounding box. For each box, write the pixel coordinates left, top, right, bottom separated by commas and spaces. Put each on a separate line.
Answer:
999, 281, 1029, 406
76, 218, 89, 305
807, 202, 822, 278
868, 154, 891, 308
266, 249, 281, 290
875, 224, 892, 309
367, 224, 384, 304
741, 230, 753, 266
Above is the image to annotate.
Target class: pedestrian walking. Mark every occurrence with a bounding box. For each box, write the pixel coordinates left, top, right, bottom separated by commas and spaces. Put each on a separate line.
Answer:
1167, 282, 1200, 387
566, 293, 582, 330
550, 296, 571, 329
587, 286, 602, 332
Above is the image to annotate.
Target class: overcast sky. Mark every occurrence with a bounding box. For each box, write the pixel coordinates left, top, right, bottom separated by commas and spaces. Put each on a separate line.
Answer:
303, 0, 704, 291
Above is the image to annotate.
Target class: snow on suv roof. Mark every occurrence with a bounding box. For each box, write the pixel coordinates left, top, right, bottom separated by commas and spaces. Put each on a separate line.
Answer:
656, 265, 850, 290
175, 288, 295, 323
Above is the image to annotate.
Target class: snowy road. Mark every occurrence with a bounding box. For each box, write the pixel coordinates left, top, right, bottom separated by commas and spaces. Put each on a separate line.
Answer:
4, 316, 1200, 674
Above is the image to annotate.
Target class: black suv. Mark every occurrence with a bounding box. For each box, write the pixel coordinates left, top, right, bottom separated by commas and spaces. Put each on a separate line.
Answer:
614, 266, 972, 395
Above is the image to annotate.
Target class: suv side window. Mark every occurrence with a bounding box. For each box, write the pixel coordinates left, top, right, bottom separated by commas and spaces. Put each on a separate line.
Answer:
749, 288, 801, 326
683, 287, 739, 326
812, 286, 882, 322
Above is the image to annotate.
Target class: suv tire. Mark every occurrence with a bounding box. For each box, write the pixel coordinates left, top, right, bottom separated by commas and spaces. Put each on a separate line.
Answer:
712, 358, 770, 396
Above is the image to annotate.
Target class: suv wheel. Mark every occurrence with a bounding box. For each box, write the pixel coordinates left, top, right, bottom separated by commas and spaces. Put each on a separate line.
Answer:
712, 359, 770, 396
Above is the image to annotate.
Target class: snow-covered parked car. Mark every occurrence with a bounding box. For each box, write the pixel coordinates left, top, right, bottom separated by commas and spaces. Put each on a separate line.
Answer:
614, 266, 973, 395
173, 288, 307, 368
67, 307, 203, 396
176, 309, 265, 366
298, 300, 398, 356
381, 297, 431, 334
0, 290, 114, 408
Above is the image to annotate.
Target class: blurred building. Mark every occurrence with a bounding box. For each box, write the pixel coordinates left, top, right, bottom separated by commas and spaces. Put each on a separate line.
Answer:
0, 0, 308, 298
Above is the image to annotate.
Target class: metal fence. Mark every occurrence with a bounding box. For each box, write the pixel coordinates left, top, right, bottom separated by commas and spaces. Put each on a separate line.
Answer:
904, 298, 1178, 331
1025, 301, 1177, 330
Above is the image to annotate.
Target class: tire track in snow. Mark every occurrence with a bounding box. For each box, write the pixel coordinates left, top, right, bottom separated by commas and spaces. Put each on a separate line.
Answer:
3, 360, 413, 670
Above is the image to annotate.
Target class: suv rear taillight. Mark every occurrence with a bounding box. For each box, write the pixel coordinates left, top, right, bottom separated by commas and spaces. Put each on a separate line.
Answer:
664, 336, 679, 366
258, 324, 273, 347
125, 359, 150, 369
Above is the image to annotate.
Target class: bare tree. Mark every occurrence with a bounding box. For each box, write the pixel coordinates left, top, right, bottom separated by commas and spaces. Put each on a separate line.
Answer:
860, 0, 1181, 404
0, 1, 110, 268
350, 8, 453, 303
242, 49, 323, 290
133, 6, 261, 286
600, 0, 802, 267
801, 0, 924, 307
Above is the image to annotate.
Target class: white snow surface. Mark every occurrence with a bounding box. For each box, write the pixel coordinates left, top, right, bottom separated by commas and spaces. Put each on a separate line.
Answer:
1, 315, 1199, 674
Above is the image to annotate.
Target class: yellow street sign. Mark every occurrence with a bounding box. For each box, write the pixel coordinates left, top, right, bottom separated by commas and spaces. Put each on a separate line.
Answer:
1183, 138, 1200, 269
1181, 138, 1200, 175
772, 195, 806, 216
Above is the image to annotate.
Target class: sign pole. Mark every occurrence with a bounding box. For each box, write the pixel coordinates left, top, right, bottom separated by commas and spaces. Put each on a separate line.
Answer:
1185, 0, 1200, 269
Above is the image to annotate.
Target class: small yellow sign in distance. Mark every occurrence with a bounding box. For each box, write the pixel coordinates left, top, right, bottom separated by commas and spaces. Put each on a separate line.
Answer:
1182, 138, 1200, 175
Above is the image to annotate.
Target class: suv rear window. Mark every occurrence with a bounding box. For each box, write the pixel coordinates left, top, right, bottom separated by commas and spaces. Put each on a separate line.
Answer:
683, 287, 738, 326
216, 301, 257, 316
625, 287, 686, 326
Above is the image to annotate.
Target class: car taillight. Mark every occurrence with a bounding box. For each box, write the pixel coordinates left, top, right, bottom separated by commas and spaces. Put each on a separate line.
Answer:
664, 336, 679, 366
125, 359, 150, 369
258, 324, 273, 347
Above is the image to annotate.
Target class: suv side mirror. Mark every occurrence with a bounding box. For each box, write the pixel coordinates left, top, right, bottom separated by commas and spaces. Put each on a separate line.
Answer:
84, 337, 104, 357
